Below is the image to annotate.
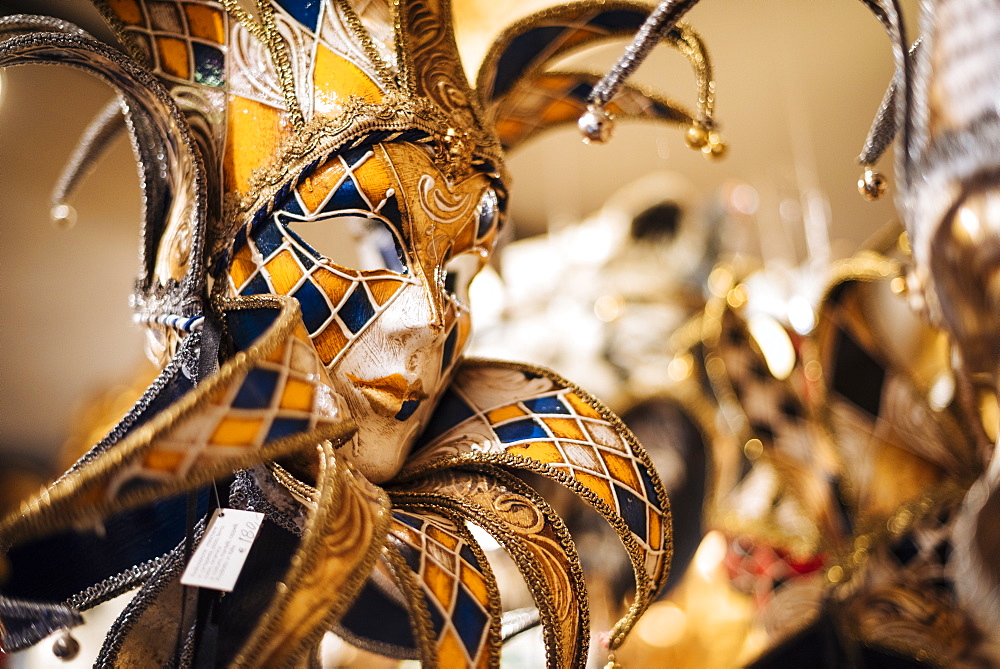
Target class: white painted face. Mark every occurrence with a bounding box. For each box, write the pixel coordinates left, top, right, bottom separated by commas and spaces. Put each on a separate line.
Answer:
225, 140, 503, 482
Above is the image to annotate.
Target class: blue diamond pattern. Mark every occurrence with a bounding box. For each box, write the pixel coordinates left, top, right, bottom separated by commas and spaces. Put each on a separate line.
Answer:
252, 219, 285, 259
453, 583, 488, 656
522, 395, 570, 415
494, 418, 548, 443
233, 368, 279, 409
339, 285, 376, 334
265, 417, 310, 442
614, 483, 648, 539
292, 279, 332, 334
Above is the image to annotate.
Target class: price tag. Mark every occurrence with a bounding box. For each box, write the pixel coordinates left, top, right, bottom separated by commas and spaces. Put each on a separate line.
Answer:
181, 508, 265, 592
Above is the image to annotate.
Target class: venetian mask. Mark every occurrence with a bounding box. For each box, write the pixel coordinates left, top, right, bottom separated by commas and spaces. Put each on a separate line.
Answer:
0, 1, 707, 664
224, 139, 504, 481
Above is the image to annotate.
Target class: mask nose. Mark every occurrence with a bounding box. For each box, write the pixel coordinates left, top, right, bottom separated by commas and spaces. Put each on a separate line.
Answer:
387, 280, 448, 339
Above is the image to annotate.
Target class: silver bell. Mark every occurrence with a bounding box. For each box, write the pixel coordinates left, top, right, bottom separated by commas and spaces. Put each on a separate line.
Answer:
578, 105, 614, 144
52, 631, 80, 661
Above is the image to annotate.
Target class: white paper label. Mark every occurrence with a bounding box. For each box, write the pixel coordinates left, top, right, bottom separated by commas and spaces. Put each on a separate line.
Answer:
180, 508, 265, 592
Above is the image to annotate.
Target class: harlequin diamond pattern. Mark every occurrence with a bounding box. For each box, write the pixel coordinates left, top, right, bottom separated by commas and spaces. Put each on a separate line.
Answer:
227, 216, 408, 367
111, 320, 342, 496
104, 0, 228, 88
389, 509, 493, 668
226, 147, 418, 367
488, 390, 663, 549
407, 362, 669, 583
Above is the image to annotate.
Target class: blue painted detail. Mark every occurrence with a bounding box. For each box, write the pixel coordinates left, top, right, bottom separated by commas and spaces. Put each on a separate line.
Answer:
639, 465, 659, 507
522, 395, 570, 415
494, 418, 548, 444
233, 226, 248, 253
426, 595, 446, 635
339, 285, 375, 334
490, 10, 643, 101
233, 368, 280, 409
440, 326, 458, 374
652, 100, 671, 117
3, 490, 208, 604
265, 416, 311, 442
340, 144, 371, 166
290, 243, 315, 269
273, 183, 291, 210
613, 483, 647, 539
227, 306, 278, 349
338, 580, 416, 651
592, 9, 646, 30
251, 219, 285, 259
292, 279, 332, 334
569, 80, 594, 101
395, 537, 421, 573
395, 399, 421, 421
297, 158, 321, 186
453, 583, 489, 655
281, 193, 305, 217
492, 26, 565, 100
240, 273, 271, 297
378, 193, 405, 238
415, 388, 476, 447
251, 207, 267, 228
459, 543, 477, 566
323, 175, 369, 214
192, 42, 225, 87
394, 510, 423, 530
274, 0, 321, 32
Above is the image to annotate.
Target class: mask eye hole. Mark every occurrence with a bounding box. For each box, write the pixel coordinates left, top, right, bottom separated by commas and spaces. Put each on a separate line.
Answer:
284, 214, 407, 273
442, 252, 484, 308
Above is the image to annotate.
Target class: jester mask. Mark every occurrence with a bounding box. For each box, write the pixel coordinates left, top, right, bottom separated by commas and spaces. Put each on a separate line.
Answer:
0, 0, 732, 665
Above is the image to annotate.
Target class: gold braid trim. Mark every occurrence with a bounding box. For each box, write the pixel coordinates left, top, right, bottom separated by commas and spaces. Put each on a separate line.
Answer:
222, 0, 305, 130
382, 532, 441, 668
412, 357, 672, 651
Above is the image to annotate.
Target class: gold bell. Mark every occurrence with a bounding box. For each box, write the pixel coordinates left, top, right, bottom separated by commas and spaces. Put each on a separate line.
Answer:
685, 124, 709, 150
704, 131, 727, 160
858, 168, 887, 201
